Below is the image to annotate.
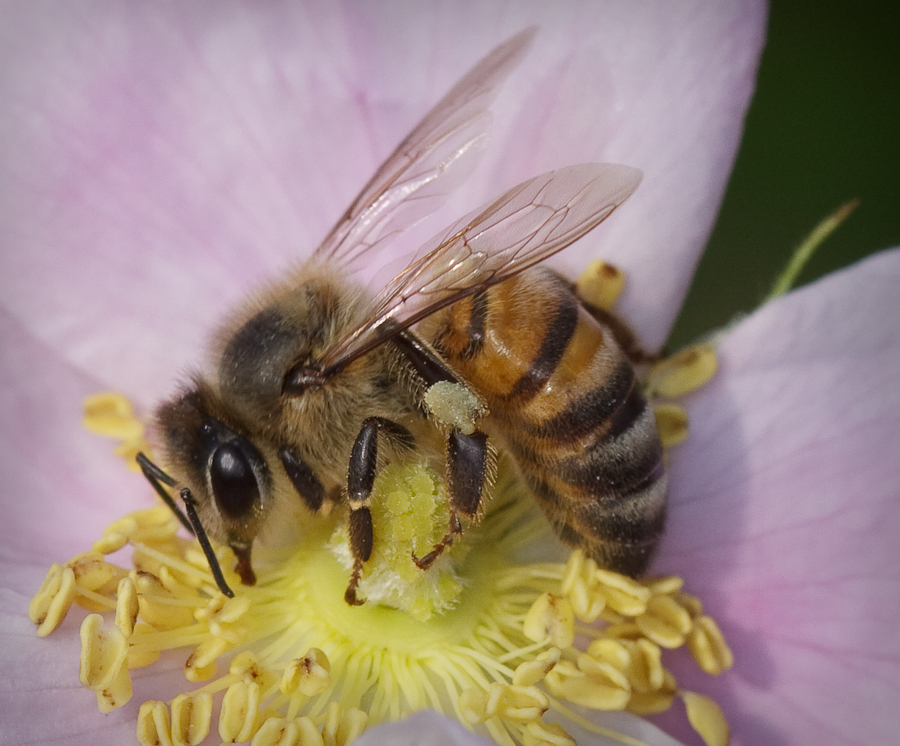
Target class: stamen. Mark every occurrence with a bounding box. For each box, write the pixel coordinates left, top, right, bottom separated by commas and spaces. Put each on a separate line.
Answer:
575, 260, 625, 311
171, 692, 213, 746
647, 344, 718, 398
652, 403, 689, 448
680, 691, 730, 746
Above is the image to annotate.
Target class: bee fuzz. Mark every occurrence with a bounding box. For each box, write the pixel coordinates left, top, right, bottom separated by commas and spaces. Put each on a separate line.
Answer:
523, 592, 575, 648
648, 344, 718, 398
575, 259, 625, 311
422, 381, 482, 435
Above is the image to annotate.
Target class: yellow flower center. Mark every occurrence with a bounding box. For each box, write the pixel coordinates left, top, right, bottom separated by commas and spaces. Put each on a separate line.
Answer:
31, 266, 729, 746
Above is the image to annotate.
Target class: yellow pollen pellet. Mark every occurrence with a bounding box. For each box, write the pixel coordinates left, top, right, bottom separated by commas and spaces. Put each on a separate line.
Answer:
513, 647, 560, 686
687, 616, 734, 675
219, 680, 261, 743
251, 717, 301, 746
137, 700, 174, 746
29, 563, 76, 637
523, 720, 576, 746
576, 259, 625, 311
115, 576, 139, 637
681, 690, 730, 746
83, 392, 144, 440
647, 344, 718, 398
523, 592, 575, 649
184, 636, 230, 682
281, 648, 332, 696
171, 692, 213, 746
459, 688, 489, 724
653, 403, 690, 447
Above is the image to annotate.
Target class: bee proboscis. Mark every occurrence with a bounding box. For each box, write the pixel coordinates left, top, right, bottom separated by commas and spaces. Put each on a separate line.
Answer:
138, 28, 665, 605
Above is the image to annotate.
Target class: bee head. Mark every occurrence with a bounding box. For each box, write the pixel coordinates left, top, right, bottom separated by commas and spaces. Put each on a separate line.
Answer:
153, 385, 273, 586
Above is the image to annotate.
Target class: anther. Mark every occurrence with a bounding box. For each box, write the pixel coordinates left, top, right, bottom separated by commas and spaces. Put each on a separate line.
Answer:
635, 594, 693, 649
29, 563, 76, 637
523, 720, 576, 746
137, 700, 173, 746
115, 576, 139, 637
281, 648, 332, 696
681, 690, 730, 746
647, 343, 718, 398
523, 592, 575, 649
219, 680, 261, 743
653, 403, 690, 447
575, 259, 625, 311
171, 691, 213, 746
687, 616, 734, 675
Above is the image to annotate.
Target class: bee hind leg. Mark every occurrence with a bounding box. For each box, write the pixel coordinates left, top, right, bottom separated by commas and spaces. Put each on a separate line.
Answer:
413, 428, 490, 570
345, 416, 415, 605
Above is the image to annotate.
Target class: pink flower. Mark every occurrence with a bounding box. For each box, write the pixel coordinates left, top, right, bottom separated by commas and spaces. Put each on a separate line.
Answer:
12, 4, 895, 746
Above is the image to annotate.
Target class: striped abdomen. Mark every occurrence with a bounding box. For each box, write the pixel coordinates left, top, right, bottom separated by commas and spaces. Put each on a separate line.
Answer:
426, 267, 666, 576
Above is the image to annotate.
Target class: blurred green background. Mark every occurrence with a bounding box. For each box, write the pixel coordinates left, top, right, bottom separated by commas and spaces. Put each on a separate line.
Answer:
668, 1, 900, 348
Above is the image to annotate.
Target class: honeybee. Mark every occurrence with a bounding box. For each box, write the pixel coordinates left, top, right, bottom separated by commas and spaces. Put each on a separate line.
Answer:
138, 28, 665, 605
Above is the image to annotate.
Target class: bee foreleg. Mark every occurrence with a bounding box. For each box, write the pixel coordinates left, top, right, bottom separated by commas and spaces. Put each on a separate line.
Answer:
278, 446, 327, 513
344, 416, 414, 605
413, 428, 490, 570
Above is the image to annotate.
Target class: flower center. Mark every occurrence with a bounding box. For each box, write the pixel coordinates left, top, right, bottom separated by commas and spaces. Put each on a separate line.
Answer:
31, 265, 730, 746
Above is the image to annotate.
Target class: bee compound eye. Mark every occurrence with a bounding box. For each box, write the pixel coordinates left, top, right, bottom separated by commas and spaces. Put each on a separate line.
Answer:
209, 442, 261, 521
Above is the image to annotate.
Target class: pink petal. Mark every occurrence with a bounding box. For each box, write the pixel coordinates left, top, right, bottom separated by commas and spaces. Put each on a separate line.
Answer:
0, 1, 765, 408
655, 248, 900, 745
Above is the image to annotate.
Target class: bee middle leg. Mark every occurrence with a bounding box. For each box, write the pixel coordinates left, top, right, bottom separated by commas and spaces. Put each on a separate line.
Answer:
413, 427, 490, 570
345, 416, 414, 605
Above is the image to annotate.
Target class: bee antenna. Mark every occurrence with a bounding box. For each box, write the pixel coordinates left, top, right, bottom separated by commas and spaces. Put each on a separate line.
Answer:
179, 488, 235, 599
135, 452, 193, 534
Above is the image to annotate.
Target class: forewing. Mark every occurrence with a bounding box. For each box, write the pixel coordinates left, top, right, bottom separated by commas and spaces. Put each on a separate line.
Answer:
313, 28, 535, 265
319, 163, 643, 371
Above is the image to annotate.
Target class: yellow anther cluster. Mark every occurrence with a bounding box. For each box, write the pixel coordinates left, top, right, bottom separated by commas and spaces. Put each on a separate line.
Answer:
82, 392, 151, 472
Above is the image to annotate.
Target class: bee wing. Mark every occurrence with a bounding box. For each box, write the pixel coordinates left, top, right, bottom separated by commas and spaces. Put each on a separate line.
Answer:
319, 163, 642, 371
312, 28, 535, 265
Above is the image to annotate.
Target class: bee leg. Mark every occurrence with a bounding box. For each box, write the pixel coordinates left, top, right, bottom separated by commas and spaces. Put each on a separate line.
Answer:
278, 446, 327, 513
345, 416, 415, 605
413, 428, 490, 570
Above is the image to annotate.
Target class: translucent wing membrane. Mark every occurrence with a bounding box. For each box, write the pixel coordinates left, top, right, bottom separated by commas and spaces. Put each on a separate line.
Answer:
319, 163, 643, 372
313, 28, 535, 265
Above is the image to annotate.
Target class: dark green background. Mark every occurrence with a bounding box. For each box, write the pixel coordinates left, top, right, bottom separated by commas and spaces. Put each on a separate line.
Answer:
668, 1, 900, 348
